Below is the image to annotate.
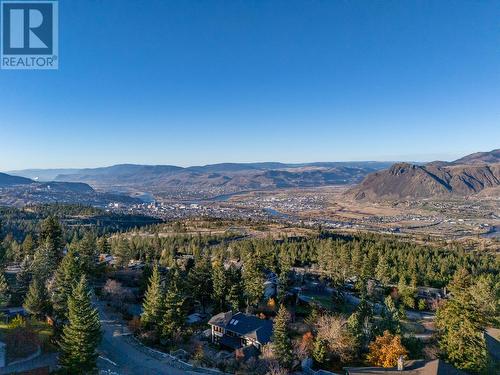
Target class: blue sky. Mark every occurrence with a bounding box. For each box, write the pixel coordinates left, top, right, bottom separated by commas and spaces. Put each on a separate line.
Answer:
1, 0, 499, 170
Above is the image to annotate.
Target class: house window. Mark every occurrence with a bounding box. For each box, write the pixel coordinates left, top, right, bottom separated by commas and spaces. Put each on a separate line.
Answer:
213, 326, 224, 333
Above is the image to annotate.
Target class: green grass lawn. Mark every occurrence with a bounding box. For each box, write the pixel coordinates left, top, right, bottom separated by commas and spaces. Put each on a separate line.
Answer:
301, 292, 335, 310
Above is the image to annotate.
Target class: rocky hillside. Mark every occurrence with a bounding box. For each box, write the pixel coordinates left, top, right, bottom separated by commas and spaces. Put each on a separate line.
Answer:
349, 150, 500, 201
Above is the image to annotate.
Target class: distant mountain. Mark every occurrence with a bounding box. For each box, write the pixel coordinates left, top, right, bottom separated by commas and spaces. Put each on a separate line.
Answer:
451, 148, 500, 165
0, 172, 33, 187
37, 181, 95, 194
348, 149, 500, 201
8, 168, 81, 181
9, 161, 393, 197
0, 170, 148, 207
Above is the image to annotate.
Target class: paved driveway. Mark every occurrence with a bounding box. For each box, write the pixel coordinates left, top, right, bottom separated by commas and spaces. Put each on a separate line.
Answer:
96, 301, 191, 375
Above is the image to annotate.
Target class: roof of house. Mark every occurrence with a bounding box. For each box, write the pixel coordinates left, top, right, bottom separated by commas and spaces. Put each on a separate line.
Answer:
208, 311, 273, 345
345, 359, 466, 375
486, 327, 500, 361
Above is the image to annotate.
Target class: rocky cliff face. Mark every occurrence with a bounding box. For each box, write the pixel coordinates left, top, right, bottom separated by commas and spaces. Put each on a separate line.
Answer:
348, 149, 500, 201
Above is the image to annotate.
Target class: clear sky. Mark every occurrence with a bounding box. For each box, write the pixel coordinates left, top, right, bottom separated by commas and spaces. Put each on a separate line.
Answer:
1, 0, 499, 170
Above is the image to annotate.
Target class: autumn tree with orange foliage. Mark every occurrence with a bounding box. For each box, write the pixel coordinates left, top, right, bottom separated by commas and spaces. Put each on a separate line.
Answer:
367, 331, 408, 368
294, 331, 314, 360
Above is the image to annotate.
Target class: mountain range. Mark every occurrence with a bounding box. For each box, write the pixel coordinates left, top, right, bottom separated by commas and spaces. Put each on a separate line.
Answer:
9, 161, 393, 197
348, 149, 500, 201
5, 150, 499, 201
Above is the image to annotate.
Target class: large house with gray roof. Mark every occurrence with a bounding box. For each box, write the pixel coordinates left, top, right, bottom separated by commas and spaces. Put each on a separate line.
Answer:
208, 311, 273, 351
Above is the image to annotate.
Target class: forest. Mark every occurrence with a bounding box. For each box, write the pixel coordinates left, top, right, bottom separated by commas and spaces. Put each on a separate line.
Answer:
0, 205, 498, 374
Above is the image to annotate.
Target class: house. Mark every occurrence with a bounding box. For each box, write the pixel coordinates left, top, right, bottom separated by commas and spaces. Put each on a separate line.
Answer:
344, 359, 466, 375
208, 311, 273, 351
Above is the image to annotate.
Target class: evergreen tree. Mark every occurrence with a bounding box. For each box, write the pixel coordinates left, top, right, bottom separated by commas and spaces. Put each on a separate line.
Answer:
397, 277, 416, 309
212, 261, 227, 312
16, 256, 33, 300
31, 245, 57, 284
141, 264, 164, 330
272, 304, 293, 368
113, 238, 131, 267
375, 254, 390, 286
21, 234, 35, 258
59, 276, 101, 374
436, 269, 491, 372
39, 216, 64, 262
96, 236, 110, 255
188, 256, 213, 313
51, 251, 84, 323
0, 273, 10, 308
348, 296, 374, 351
77, 233, 97, 274
379, 295, 404, 335
23, 278, 49, 319
161, 269, 186, 341
277, 272, 288, 304
242, 256, 264, 308
312, 338, 327, 365
228, 283, 241, 312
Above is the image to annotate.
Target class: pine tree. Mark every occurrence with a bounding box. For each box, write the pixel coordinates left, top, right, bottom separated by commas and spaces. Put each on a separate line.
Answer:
312, 338, 327, 365
348, 297, 374, 351
379, 295, 404, 335
141, 264, 164, 329
23, 278, 49, 319
0, 273, 10, 309
397, 277, 416, 309
212, 261, 227, 312
228, 283, 241, 312
113, 238, 131, 267
96, 236, 110, 255
272, 304, 293, 368
242, 256, 264, 308
39, 216, 64, 263
16, 256, 33, 300
51, 251, 83, 323
436, 269, 490, 372
375, 254, 390, 286
31, 245, 56, 284
77, 233, 97, 274
21, 234, 35, 258
277, 271, 288, 304
188, 256, 213, 313
161, 269, 186, 341
59, 275, 101, 374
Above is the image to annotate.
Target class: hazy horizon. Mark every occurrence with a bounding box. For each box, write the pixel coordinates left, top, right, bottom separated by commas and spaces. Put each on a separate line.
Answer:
4, 149, 496, 173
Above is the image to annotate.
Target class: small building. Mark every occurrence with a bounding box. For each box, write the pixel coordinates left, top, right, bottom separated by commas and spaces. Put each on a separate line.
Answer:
208, 311, 272, 351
